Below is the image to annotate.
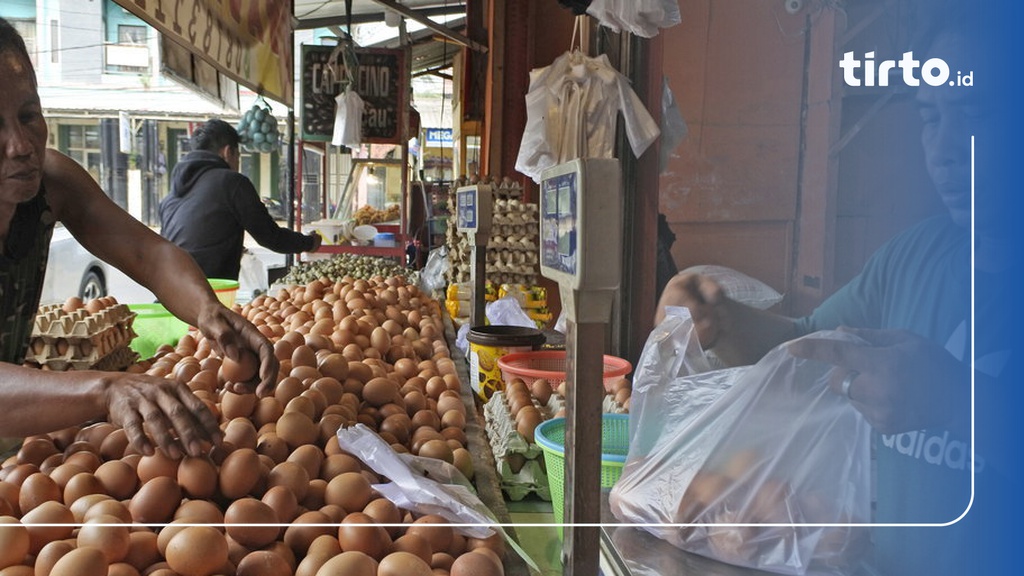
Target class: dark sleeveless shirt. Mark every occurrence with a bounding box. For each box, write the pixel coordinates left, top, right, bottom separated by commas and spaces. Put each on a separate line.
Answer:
1, 190, 56, 364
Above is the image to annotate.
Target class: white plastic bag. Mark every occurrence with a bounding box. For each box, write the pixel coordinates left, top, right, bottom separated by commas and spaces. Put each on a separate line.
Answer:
331, 88, 364, 148
485, 296, 536, 329
587, 0, 682, 38
418, 246, 450, 296
610, 322, 872, 575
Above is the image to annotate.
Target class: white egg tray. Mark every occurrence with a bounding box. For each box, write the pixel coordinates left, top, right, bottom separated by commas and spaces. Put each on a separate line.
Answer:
28, 303, 138, 370
483, 390, 556, 501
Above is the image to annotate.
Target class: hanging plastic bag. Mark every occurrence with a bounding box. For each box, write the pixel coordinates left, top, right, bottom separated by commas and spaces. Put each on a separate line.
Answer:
587, 0, 682, 38
417, 246, 450, 296
610, 322, 873, 575
332, 87, 365, 148
485, 296, 536, 329
659, 76, 688, 173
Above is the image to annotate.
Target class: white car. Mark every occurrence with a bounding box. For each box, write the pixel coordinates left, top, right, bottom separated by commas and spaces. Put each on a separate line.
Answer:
40, 223, 112, 306
41, 224, 279, 306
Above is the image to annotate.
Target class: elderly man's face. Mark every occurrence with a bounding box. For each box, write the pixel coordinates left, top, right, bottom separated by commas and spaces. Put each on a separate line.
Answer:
916, 32, 990, 230
0, 49, 47, 208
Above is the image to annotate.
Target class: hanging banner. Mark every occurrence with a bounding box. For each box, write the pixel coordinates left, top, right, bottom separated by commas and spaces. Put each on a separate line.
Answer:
113, 0, 293, 106
301, 44, 408, 144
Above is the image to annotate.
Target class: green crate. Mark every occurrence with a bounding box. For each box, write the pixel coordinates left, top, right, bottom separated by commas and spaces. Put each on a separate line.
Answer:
128, 303, 190, 360
534, 414, 630, 536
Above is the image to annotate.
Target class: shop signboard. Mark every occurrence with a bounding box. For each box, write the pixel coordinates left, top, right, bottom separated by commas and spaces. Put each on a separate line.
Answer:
301, 44, 408, 144
113, 0, 293, 106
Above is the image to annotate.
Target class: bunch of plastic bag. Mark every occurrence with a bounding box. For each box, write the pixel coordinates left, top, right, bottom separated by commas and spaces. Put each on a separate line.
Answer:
609, 310, 872, 575
587, 0, 682, 38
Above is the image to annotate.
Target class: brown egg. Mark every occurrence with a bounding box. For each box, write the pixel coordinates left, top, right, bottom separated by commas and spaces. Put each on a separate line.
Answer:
378, 551, 433, 576
50, 546, 108, 576
220, 350, 259, 384
136, 451, 181, 484
337, 513, 392, 560
450, 550, 503, 576
177, 456, 218, 499
165, 526, 228, 576
225, 498, 280, 549
0, 515, 30, 570
31, 539, 74, 576
20, 501, 74, 555
236, 549, 293, 576
77, 514, 131, 563
283, 511, 335, 556
63, 472, 105, 505
218, 448, 260, 499
128, 476, 181, 524
417, 439, 454, 464
287, 445, 325, 481
363, 377, 400, 407
389, 534, 433, 565
262, 485, 299, 524
83, 498, 132, 524
268, 461, 311, 502
516, 408, 543, 444
173, 499, 223, 524
405, 515, 453, 556
276, 412, 319, 449
123, 531, 160, 573
324, 472, 372, 512
17, 473, 60, 515
221, 391, 258, 420
314, 551, 379, 576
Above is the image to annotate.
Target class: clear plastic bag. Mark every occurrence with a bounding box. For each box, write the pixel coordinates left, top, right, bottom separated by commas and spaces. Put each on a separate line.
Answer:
610, 317, 873, 575
418, 246, 450, 296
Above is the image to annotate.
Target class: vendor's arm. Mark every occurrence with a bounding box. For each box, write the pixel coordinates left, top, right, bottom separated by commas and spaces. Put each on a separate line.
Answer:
0, 363, 221, 458
788, 327, 971, 437
231, 177, 321, 254
656, 272, 800, 366
41, 151, 277, 395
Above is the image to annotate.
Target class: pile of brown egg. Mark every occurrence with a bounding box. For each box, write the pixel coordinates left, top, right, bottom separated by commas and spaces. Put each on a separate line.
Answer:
0, 275, 508, 576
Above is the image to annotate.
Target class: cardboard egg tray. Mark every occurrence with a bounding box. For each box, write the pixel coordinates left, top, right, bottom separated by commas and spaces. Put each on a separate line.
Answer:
483, 390, 555, 501
28, 303, 138, 371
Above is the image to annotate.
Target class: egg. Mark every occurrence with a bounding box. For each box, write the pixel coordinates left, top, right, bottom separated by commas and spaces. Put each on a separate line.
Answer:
236, 550, 293, 576
450, 550, 504, 576
49, 546, 108, 576
20, 501, 74, 554
283, 511, 335, 556
31, 540, 74, 576
378, 551, 433, 576
220, 350, 259, 384
218, 448, 260, 499
165, 526, 228, 576
128, 476, 181, 524
314, 551, 378, 576
177, 456, 218, 499
225, 498, 280, 549
405, 515, 453, 556
123, 531, 160, 573
18, 473, 60, 514
337, 513, 392, 560
324, 472, 372, 512
0, 516, 30, 570
77, 514, 131, 563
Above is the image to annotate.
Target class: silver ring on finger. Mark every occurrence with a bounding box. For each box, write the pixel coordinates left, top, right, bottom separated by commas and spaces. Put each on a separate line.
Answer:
841, 370, 860, 401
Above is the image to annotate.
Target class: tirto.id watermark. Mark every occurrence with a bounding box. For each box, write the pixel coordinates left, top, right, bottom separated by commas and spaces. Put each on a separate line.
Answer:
840, 51, 973, 88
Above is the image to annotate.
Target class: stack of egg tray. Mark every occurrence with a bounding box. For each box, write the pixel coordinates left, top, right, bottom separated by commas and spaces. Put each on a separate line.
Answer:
28, 303, 139, 371
483, 390, 554, 501
483, 390, 630, 501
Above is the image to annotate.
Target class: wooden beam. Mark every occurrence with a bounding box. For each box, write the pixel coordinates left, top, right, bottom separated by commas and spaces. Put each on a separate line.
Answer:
368, 0, 488, 53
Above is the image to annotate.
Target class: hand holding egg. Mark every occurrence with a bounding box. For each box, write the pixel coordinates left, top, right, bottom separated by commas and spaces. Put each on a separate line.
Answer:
194, 304, 278, 397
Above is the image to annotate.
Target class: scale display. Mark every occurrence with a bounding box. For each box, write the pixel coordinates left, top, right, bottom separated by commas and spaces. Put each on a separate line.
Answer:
456, 187, 479, 232
541, 171, 579, 276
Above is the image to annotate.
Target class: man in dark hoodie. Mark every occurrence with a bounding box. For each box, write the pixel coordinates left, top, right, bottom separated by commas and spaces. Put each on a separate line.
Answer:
159, 119, 320, 280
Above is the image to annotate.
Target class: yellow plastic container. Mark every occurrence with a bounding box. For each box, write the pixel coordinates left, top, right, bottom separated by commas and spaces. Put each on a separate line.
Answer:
208, 278, 240, 308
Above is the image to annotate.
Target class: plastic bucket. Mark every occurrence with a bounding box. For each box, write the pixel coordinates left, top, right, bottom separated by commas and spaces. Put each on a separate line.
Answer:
535, 414, 630, 537
128, 303, 190, 360
208, 278, 240, 308
467, 325, 545, 401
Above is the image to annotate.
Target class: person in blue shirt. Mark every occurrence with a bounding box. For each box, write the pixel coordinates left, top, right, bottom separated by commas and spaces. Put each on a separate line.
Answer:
656, 3, 1016, 574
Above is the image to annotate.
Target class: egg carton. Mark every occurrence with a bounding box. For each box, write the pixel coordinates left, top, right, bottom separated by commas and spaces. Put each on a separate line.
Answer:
33, 303, 135, 338
29, 303, 138, 370
483, 392, 553, 501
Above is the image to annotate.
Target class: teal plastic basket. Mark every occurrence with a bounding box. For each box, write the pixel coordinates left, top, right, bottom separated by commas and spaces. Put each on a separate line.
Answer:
534, 414, 630, 534
128, 303, 189, 360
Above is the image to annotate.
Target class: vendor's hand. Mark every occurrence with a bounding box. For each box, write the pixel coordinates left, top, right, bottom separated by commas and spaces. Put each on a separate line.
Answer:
657, 273, 729, 348
787, 327, 969, 434
104, 373, 223, 458
196, 303, 279, 397
307, 232, 323, 251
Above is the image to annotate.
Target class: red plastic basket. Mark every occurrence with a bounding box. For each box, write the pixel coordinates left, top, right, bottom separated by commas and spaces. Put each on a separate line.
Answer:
497, 350, 632, 388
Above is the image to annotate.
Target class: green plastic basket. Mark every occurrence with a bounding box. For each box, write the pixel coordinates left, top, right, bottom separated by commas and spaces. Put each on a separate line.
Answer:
534, 414, 630, 535
208, 278, 240, 307
128, 303, 190, 360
